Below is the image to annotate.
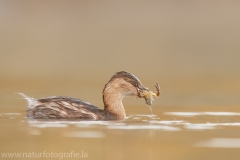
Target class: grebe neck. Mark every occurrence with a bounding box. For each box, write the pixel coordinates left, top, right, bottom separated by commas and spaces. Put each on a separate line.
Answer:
103, 80, 127, 120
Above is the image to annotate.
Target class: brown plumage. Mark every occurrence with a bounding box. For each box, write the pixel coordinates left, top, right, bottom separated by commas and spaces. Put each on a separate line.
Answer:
20, 71, 149, 120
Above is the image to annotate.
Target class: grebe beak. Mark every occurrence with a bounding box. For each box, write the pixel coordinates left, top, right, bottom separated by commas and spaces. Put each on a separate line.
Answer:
138, 83, 149, 92
139, 86, 148, 91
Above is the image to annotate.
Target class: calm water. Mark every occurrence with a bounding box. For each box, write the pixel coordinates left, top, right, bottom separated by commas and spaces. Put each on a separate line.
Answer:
1, 105, 240, 160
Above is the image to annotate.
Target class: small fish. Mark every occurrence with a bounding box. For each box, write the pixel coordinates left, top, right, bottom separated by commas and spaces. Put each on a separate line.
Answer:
137, 82, 160, 114
142, 90, 157, 114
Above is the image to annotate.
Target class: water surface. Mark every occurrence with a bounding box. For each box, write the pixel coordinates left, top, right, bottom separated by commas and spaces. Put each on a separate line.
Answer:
1, 105, 240, 160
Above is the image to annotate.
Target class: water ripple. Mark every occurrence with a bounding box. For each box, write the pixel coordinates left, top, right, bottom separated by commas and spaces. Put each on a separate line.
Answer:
165, 112, 240, 116
195, 138, 240, 148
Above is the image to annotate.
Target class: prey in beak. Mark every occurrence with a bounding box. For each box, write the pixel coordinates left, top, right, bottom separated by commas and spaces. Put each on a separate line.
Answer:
137, 82, 161, 114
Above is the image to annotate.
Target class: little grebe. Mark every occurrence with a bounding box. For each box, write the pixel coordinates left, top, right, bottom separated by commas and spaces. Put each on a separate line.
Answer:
20, 71, 160, 120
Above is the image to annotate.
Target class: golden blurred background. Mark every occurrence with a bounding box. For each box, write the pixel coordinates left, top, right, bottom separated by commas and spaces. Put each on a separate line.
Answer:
1, 1, 240, 111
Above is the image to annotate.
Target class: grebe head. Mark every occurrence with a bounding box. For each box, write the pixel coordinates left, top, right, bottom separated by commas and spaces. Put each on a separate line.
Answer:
102, 71, 150, 119
103, 71, 148, 97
